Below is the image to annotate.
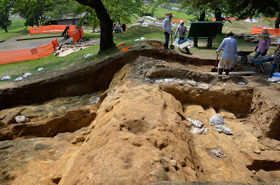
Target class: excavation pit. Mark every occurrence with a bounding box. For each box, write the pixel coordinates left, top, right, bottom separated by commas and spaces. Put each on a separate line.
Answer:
0, 41, 280, 184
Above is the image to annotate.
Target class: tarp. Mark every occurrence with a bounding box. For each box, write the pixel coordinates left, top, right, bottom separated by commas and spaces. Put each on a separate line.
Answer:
0, 39, 59, 65
251, 26, 280, 36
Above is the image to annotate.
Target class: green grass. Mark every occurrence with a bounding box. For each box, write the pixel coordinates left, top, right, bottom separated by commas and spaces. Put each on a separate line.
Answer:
0, 20, 29, 41
153, 8, 196, 21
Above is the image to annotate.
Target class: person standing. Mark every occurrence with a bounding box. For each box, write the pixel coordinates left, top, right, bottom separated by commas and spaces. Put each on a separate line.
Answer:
162, 12, 174, 50
254, 30, 271, 58
216, 31, 238, 75
268, 39, 280, 78
174, 20, 190, 54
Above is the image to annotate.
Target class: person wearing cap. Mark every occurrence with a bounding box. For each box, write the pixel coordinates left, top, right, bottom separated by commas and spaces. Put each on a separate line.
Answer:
216, 31, 238, 75
253, 30, 271, 58
174, 20, 190, 54
268, 38, 280, 78
163, 12, 174, 50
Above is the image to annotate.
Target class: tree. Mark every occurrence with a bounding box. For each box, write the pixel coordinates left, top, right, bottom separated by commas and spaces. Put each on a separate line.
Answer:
45, 0, 80, 21
75, 0, 144, 53
223, 0, 280, 27
14, 0, 54, 27
75, 0, 115, 52
0, 0, 15, 33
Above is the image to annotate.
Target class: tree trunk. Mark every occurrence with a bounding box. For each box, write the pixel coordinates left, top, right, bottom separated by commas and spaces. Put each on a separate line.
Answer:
275, 13, 280, 28
199, 10, 205, 21
75, 0, 115, 53
4, 27, 8, 33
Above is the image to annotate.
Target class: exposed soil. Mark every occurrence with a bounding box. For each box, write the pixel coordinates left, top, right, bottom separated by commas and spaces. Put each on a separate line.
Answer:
0, 40, 279, 185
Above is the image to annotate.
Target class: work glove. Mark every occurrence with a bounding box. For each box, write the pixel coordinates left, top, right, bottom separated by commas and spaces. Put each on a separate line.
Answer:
216, 50, 220, 54
163, 29, 166, 33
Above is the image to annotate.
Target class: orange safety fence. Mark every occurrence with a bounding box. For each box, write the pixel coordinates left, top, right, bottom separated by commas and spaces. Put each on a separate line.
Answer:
161, 19, 187, 23
29, 25, 84, 43
121, 46, 131, 52
0, 39, 59, 65
211, 17, 238, 21
251, 26, 280, 36
29, 25, 77, 35
262, 17, 277, 20
172, 19, 187, 23
68, 28, 84, 43
116, 42, 126, 47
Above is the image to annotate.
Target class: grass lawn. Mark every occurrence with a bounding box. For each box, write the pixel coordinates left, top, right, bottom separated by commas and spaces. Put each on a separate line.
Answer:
0, 20, 29, 41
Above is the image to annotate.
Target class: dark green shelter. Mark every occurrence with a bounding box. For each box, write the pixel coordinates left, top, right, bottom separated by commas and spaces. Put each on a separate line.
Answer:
188, 21, 223, 48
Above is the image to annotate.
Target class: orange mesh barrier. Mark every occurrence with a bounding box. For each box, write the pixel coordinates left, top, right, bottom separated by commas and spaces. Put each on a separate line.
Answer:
262, 17, 277, 20
68, 28, 84, 43
121, 46, 131, 52
0, 39, 59, 65
251, 26, 280, 36
116, 42, 125, 47
29, 25, 76, 35
212, 17, 238, 21
161, 19, 187, 23
29, 25, 84, 43
172, 19, 187, 23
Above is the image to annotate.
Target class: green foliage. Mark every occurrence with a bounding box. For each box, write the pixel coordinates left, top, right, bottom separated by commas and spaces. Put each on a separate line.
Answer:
13, 0, 54, 27
0, 0, 15, 32
75, 5, 99, 29
103, 0, 144, 23
44, 0, 80, 20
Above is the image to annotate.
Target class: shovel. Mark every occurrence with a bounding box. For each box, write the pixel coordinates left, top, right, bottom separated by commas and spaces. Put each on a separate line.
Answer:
170, 31, 174, 49
211, 54, 219, 72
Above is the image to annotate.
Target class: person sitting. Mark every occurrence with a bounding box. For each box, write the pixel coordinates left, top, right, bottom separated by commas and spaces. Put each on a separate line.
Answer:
174, 20, 190, 54
254, 30, 271, 58
268, 39, 280, 78
114, 22, 122, 33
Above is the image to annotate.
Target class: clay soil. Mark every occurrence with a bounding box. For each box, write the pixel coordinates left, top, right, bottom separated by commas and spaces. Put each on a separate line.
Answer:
0, 40, 280, 185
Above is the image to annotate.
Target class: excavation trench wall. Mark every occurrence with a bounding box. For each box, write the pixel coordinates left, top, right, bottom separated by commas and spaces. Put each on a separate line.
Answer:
0, 48, 215, 110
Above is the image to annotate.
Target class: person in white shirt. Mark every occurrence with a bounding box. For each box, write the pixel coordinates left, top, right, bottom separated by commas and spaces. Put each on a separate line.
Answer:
216, 31, 238, 75
162, 12, 174, 50
174, 20, 190, 54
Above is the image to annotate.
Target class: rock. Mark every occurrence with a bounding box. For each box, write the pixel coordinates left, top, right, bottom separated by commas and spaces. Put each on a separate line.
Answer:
209, 114, 225, 126
187, 118, 204, 128
210, 149, 226, 158
253, 150, 261, 154
15, 115, 29, 123
215, 125, 233, 135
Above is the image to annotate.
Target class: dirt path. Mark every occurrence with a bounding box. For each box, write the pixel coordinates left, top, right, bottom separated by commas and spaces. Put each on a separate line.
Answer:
0, 35, 65, 52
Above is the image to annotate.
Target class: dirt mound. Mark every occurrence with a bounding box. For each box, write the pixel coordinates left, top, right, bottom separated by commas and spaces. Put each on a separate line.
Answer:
0, 41, 280, 184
